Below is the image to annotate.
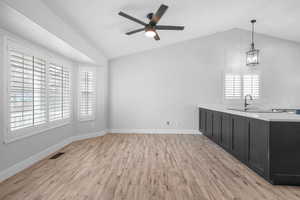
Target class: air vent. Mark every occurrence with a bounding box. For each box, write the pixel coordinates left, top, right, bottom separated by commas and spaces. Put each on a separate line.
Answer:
50, 152, 65, 159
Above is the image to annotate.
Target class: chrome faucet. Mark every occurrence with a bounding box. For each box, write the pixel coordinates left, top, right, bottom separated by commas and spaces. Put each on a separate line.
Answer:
244, 94, 253, 111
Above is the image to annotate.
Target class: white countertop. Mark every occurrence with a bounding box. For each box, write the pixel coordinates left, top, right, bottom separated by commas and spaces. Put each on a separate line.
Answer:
198, 104, 300, 122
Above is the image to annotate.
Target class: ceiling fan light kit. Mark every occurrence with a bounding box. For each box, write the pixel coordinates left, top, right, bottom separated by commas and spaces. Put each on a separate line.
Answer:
145, 30, 156, 38
118, 4, 185, 41
246, 19, 260, 66
145, 27, 156, 38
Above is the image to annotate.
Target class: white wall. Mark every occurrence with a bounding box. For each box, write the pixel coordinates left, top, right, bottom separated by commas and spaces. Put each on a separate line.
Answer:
0, 28, 108, 174
108, 29, 300, 132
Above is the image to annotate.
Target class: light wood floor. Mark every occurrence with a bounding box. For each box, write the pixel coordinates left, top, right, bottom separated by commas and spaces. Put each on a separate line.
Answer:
1, 134, 300, 200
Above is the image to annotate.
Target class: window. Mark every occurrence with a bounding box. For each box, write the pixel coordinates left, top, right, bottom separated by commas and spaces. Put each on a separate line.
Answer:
224, 73, 260, 100
5, 41, 72, 143
78, 67, 96, 121
243, 74, 260, 99
224, 74, 241, 99
48, 63, 71, 121
9, 50, 47, 131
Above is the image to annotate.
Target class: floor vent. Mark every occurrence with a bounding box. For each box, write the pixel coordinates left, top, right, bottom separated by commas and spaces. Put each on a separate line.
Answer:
50, 152, 65, 159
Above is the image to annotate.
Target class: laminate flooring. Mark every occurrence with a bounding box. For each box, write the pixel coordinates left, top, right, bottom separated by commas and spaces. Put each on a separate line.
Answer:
1, 134, 300, 200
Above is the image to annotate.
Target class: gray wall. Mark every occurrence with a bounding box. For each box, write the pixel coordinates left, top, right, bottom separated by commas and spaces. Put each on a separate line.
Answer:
0, 29, 108, 172
108, 29, 300, 131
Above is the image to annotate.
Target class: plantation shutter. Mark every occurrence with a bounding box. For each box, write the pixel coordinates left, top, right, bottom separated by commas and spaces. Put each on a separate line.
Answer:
224, 74, 241, 99
243, 74, 260, 99
79, 68, 96, 120
62, 68, 71, 119
9, 50, 47, 131
49, 63, 71, 121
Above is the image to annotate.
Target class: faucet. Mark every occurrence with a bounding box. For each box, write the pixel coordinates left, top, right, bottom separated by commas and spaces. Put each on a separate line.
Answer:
244, 94, 253, 111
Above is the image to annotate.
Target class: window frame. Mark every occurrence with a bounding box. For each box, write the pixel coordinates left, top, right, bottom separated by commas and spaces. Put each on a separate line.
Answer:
3, 38, 72, 143
78, 66, 96, 122
223, 71, 261, 101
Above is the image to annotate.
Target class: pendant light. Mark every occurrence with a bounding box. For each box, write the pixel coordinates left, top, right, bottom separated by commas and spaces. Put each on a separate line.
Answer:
246, 19, 259, 66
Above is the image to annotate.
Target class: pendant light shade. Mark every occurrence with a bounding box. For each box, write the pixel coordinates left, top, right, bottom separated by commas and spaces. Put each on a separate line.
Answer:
246, 19, 259, 66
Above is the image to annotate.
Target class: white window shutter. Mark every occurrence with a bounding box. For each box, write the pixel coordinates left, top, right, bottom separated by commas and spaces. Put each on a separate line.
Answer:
62, 68, 71, 119
78, 67, 96, 121
225, 74, 241, 99
48, 63, 71, 122
9, 50, 47, 131
243, 74, 260, 99
6, 41, 73, 143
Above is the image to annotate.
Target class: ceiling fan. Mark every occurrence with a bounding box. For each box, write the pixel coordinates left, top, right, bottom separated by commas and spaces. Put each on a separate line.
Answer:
118, 4, 184, 41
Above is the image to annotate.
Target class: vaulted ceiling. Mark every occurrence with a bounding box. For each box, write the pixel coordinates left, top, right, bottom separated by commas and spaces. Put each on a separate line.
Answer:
3, 0, 300, 60
42, 0, 300, 59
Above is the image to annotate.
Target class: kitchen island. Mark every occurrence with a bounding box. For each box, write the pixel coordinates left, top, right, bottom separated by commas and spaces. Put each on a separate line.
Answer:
198, 105, 300, 185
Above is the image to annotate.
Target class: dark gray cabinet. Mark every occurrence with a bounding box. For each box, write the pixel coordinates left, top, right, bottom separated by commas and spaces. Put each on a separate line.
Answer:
199, 107, 300, 185
212, 112, 221, 143
199, 108, 206, 133
200, 108, 221, 143
269, 122, 300, 185
248, 119, 269, 177
205, 110, 213, 138
231, 116, 247, 162
220, 114, 231, 151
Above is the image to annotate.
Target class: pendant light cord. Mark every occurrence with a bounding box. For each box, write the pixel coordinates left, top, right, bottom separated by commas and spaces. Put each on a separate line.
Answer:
251, 19, 256, 49
252, 22, 254, 44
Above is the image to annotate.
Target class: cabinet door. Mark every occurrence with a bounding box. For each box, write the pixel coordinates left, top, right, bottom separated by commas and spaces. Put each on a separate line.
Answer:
205, 110, 213, 138
199, 108, 206, 133
212, 112, 221, 143
231, 116, 247, 162
220, 114, 231, 151
248, 119, 269, 177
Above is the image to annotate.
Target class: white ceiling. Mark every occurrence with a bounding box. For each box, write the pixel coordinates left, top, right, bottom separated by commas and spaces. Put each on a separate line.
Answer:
42, 0, 300, 59
0, 1, 94, 63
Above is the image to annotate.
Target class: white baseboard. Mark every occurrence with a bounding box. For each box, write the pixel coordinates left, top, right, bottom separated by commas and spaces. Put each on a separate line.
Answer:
71, 129, 108, 141
0, 137, 72, 182
108, 129, 201, 135
0, 130, 108, 183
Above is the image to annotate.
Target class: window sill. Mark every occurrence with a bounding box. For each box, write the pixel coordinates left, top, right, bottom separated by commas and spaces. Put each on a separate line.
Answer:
4, 119, 71, 144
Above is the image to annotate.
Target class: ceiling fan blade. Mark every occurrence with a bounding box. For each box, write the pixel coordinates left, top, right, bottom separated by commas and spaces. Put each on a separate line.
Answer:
156, 25, 185, 30
152, 4, 168, 23
154, 31, 160, 41
126, 28, 145, 35
118, 11, 147, 26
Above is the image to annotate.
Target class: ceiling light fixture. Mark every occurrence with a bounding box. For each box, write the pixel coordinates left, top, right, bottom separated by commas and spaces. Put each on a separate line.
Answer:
145, 27, 156, 38
246, 19, 259, 66
118, 4, 184, 41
